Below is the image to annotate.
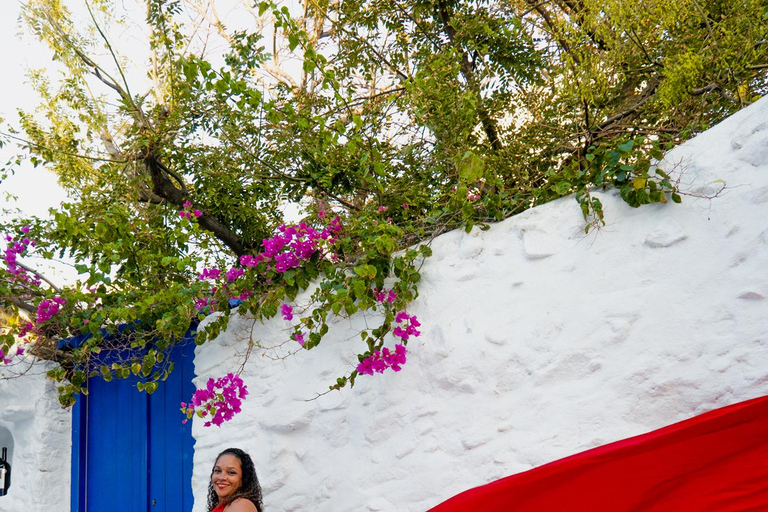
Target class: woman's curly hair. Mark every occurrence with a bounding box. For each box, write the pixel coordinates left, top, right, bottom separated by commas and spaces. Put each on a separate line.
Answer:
207, 448, 264, 512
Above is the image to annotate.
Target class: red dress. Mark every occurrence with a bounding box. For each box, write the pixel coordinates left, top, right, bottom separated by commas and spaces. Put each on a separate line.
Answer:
428, 395, 768, 512
211, 504, 227, 512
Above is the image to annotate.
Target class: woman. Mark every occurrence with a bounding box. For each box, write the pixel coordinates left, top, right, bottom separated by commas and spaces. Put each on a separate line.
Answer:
207, 448, 264, 512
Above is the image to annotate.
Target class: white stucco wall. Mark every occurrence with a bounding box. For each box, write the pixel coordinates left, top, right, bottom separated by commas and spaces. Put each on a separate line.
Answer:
0, 364, 71, 512
190, 96, 768, 512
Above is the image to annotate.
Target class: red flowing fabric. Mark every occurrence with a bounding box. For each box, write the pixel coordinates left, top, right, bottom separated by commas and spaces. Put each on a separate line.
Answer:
428, 395, 768, 512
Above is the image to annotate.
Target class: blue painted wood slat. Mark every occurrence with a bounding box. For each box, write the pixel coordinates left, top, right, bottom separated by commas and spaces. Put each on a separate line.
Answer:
148, 335, 196, 512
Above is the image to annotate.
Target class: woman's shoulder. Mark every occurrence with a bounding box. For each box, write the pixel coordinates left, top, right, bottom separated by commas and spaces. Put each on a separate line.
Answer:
226, 498, 259, 512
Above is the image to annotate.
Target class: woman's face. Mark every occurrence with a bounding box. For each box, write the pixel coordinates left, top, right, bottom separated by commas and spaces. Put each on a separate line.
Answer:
211, 454, 243, 500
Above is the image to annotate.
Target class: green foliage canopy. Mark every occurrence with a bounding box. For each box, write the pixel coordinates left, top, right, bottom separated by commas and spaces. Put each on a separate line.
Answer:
1, 0, 766, 405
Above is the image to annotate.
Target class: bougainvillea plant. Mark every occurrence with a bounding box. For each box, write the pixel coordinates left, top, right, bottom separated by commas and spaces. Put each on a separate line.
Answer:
181, 373, 248, 427
2, 0, 766, 422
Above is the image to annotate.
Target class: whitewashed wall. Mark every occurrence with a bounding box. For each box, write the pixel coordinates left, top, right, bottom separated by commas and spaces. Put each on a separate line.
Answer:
190, 97, 768, 512
0, 364, 71, 512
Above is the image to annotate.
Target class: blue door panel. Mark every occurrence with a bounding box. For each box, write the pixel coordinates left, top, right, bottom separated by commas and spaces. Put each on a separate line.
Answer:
83, 375, 148, 511
149, 336, 196, 512
71, 333, 195, 512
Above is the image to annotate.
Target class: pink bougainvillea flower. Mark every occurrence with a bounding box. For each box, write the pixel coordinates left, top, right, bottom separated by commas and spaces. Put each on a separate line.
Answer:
225, 267, 244, 283
198, 268, 221, 281
181, 373, 248, 427
356, 343, 407, 376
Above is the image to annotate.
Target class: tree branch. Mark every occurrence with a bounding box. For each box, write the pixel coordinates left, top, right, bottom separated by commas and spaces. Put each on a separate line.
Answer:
14, 262, 62, 293
596, 78, 659, 131
690, 82, 738, 104
144, 154, 247, 255
0, 130, 127, 164
436, 0, 503, 151
7, 296, 36, 316
84, 0, 136, 108
524, 0, 581, 65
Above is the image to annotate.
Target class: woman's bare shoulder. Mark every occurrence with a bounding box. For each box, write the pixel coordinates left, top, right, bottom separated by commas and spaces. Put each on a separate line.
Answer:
226, 498, 258, 512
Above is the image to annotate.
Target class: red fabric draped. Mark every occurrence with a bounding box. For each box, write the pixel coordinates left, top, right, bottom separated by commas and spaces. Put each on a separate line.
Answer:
428, 395, 768, 512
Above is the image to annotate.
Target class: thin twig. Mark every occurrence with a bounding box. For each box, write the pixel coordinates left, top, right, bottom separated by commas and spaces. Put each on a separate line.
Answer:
14, 261, 62, 292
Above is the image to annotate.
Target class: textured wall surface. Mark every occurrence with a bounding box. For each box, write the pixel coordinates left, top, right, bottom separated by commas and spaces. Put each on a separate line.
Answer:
0, 364, 71, 512
190, 98, 768, 512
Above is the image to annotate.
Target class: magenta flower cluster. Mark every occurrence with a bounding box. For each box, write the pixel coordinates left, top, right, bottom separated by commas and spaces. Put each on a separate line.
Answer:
374, 287, 397, 304
281, 303, 293, 321
292, 331, 306, 346
356, 311, 420, 376
198, 268, 221, 280
36, 297, 67, 324
240, 217, 342, 273
3, 227, 41, 287
181, 373, 248, 427
178, 201, 202, 219
2, 228, 64, 357
194, 214, 343, 314
194, 297, 215, 313
240, 215, 341, 273
1, 346, 26, 364
17, 322, 35, 339
393, 311, 421, 342
357, 343, 407, 375
357, 310, 421, 375
225, 267, 244, 283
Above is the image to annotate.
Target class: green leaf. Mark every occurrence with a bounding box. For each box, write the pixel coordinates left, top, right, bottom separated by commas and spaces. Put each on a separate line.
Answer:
353, 265, 377, 279
553, 181, 571, 195
282, 269, 296, 286
352, 279, 367, 298
288, 33, 300, 51
618, 140, 634, 153
458, 151, 485, 183
344, 300, 358, 315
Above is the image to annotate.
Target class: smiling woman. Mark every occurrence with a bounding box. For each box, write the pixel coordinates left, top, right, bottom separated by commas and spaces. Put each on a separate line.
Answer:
208, 448, 263, 512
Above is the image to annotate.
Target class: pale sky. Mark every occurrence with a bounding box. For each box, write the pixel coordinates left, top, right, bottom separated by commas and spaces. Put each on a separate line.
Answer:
1, 2, 66, 219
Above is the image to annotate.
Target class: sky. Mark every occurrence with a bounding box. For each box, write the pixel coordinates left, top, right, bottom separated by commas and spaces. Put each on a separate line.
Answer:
0, 2, 66, 219
0, 2, 78, 286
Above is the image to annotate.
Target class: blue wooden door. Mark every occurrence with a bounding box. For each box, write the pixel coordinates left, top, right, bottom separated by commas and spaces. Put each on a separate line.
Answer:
70, 335, 196, 512
148, 338, 196, 511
